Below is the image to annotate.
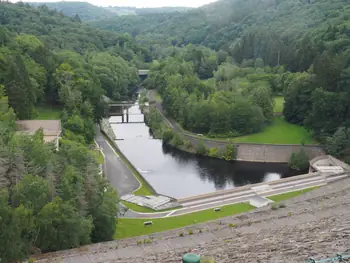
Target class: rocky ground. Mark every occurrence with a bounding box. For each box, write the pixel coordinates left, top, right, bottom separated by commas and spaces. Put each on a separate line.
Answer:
35, 177, 350, 263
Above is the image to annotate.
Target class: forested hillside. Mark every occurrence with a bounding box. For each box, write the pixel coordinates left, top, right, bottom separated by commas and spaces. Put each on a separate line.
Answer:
28, 2, 192, 20
0, 2, 150, 262
136, 0, 350, 160
29, 1, 116, 20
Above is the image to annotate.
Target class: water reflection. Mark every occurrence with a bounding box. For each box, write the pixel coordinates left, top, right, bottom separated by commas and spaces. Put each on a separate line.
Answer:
111, 103, 303, 198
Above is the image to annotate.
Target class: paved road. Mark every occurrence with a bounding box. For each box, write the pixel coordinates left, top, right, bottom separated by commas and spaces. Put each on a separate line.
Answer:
95, 127, 140, 197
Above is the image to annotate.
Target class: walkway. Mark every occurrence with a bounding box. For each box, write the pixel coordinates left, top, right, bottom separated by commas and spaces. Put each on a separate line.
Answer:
119, 171, 348, 219
95, 127, 139, 197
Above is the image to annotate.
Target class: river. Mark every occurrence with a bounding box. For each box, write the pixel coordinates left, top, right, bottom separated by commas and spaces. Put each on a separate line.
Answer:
110, 102, 301, 199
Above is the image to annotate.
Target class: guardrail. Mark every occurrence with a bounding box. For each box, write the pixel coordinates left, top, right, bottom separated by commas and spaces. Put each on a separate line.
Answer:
307, 254, 350, 262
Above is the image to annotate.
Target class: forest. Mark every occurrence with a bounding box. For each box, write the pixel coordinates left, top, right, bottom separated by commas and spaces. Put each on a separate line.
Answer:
0, 2, 151, 262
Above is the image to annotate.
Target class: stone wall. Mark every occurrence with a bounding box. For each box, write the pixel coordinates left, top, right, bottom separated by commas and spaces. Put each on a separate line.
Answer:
100, 118, 116, 140
235, 143, 325, 163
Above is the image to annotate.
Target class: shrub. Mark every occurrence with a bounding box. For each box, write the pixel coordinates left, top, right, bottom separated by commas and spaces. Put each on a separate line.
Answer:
162, 129, 174, 143
196, 140, 208, 156
170, 133, 184, 146
208, 147, 220, 158
183, 139, 193, 150
188, 230, 193, 235
288, 147, 309, 171
222, 142, 237, 161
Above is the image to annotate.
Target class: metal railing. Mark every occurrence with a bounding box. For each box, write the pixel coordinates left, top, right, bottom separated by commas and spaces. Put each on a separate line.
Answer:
307, 254, 350, 263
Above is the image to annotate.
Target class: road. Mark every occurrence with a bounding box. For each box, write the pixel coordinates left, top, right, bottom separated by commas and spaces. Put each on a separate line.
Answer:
95, 127, 140, 197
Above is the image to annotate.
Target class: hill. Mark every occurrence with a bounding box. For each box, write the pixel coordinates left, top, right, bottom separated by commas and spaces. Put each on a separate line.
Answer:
28, 2, 192, 20
105, 6, 193, 15
92, 0, 349, 64
28, 1, 116, 20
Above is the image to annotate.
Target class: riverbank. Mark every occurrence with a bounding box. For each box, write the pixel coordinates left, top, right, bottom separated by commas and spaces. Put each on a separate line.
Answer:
143, 104, 325, 163
100, 119, 155, 196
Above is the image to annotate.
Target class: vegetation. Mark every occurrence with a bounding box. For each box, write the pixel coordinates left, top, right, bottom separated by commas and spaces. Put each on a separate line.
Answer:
268, 187, 319, 202
114, 203, 254, 239
232, 117, 314, 144
288, 147, 310, 171
0, 2, 154, 262
273, 96, 284, 113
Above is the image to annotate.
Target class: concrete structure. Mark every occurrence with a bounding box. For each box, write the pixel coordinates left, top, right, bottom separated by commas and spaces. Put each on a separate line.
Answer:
138, 69, 149, 76
16, 120, 61, 150
121, 194, 179, 211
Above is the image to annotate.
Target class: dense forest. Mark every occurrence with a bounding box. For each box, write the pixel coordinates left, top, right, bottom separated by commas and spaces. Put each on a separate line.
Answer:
28, 2, 191, 21
0, 2, 152, 262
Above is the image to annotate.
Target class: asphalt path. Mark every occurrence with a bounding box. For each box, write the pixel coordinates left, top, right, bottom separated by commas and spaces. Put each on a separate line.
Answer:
95, 127, 139, 197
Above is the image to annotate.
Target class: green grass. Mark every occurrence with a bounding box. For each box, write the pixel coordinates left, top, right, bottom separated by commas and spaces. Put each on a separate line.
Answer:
101, 132, 153, 196
35, 106, 62, 120
91, 150, 104, 164
267, 187, 319, 202
121, 201, 156, 213
114, 203, 254, 239
231, 117, 315, 144
273, 96, 284, 113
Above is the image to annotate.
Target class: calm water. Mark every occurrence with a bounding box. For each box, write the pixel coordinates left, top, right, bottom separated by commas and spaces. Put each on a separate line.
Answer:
110, 103, 300, 198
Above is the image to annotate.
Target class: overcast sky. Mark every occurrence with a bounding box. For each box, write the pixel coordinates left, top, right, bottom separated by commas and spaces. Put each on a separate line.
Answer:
20, 0, 217, 8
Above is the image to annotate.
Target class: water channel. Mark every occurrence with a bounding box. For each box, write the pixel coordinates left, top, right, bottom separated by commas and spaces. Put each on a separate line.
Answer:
110, 102, 301, 199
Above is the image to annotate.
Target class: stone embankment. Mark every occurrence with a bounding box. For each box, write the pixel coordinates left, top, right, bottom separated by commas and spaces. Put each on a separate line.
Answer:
34, 176, 350, 263
148, 101, 325, 163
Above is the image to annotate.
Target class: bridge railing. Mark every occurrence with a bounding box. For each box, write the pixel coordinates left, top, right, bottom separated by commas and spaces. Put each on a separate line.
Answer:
307, 254, 350, 262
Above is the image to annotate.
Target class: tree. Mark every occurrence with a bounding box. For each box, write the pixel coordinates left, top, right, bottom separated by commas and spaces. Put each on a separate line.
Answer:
11, 175, 52, 214
288, 148, 309, 171
196, 140, 208, 156
222, 143, 237, 161
36, 197, 92, 252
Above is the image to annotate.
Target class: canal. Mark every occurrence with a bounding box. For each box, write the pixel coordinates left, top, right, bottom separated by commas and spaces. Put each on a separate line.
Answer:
110, 102, 301, 199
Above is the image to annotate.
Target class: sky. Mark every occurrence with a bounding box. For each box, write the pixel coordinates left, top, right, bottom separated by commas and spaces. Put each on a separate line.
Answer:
20, 0, 217, 8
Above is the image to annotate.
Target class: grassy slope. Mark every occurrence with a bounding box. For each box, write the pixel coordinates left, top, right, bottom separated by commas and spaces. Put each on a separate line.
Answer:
35, 106, 61, 120
232, 117, 314, 144
273, 96, 284, 113
267, 187, 319, 202
116, 186, 320, 239
114, 203, 254, 239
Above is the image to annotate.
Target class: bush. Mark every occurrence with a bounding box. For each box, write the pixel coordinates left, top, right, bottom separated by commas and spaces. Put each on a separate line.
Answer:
288, 147, 309, 171
162, 129, 174, 143
196, 140, 208, 156
222, 143, 237, 161
183, 139, 193, 150
170, 133, 184, 146
208, 147, 220, 158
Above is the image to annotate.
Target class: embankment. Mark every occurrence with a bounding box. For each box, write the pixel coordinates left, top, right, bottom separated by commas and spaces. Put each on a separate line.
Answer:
100, 119, 156, 195
144, 106, 325, 163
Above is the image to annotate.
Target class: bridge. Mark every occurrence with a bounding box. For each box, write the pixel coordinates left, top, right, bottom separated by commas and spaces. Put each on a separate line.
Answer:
108, 101, 149, 123
138, 69, 149, 76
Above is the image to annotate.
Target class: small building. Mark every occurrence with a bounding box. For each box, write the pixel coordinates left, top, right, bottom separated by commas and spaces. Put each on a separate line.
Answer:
16, 120, 61, 150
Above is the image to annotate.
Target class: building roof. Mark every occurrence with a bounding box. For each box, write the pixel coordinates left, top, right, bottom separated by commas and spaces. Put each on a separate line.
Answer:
16, 120, 61, 143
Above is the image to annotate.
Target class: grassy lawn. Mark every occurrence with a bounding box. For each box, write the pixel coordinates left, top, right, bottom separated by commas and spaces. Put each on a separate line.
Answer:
273, 96, 284, 113
35, 106, 62, 120
267, 187, 319, 202
114, 203, 254, 239
121, 201, 156, 213
231, 117, 315, 144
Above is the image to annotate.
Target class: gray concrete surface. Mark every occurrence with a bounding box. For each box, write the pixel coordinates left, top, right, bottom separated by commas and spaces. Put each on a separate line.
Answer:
95, 127, 139, 197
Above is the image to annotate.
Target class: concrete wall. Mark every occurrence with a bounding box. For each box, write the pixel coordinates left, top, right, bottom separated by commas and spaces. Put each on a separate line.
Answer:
235, 143, 325, 163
